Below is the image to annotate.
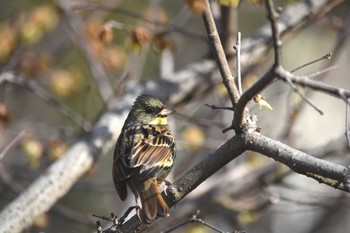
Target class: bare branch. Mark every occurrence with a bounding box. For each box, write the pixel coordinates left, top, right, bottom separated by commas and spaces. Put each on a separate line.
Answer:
205, 104, 234, 111
0, 130, 26, 160
265, 0, 282, 66
246, 132, 349, 191
346, 98, 350, 147
109, 132, 350, 233
233, 0, 282, 131
277, 68, 350, 101
0, 72, 92, 131
235, 32, 242, 95
291, 53, 332, 73
202, 0, 240, 107
57, 0, 114, 104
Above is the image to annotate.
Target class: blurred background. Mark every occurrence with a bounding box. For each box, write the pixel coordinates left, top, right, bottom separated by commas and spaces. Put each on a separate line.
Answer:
0, 0, 350, 232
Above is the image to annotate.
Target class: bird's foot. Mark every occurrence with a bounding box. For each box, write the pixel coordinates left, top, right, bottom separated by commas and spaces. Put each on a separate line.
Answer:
163, 179, 172, 196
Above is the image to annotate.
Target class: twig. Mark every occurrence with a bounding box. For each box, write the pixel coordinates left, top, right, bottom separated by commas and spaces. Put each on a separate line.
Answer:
278, 68, 350, 101
0, 73, 92, 131
235, 32, 242, 95
202, 0, 240, 107
291, 53, 332, 73
205, 104, 234, 111
283, 75, 324, 115
233, 0, 281, 131
346, 98, 350, 147
58, 1, 114, 104
162, 210, 243, 233
266, 0, 323, 115
265, 0, 282, 66
0, 130, 26, 160
303, 65, 339, 79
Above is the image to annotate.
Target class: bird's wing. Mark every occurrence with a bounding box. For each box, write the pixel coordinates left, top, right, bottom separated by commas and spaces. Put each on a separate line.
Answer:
112, 133, 130, 200
126, 125, 175, 180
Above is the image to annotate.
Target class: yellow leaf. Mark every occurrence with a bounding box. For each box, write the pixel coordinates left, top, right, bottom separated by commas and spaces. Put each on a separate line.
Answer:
217, 0, 240, 7
238, 211, 259, 224
182, 124, 206, 151
258, 99, 273, 111
254, 94, 273, 111
21, 139, 44, 169
50, 69, 82, 97
247, 0, 264, 5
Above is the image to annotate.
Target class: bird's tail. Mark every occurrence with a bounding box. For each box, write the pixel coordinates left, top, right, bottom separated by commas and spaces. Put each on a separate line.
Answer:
140, 181, 169, 224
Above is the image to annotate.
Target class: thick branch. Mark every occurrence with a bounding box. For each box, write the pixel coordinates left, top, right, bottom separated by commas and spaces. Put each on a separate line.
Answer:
109, 132, 350, 232
233, 67, 276, 131
246, 132, 349, 190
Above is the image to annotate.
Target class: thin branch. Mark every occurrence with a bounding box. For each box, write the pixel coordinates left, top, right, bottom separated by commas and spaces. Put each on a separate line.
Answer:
0, 72, 92, 131
266, 0, 323, 115
58, 1, 114, 104
233, 67, 275, 131
233, 0, 282, 131
235, 32, 242, 95
161, 210, 242, 233
283, 75, 324, 115
303, 65, 339, 79
291, 53, 332, 73
278, 68, 350, 101
204, 104, 234, 111
265, 0, 282, 66
202, 0, 240, 107
346, 98, 350, 147
0, 130, 26, 160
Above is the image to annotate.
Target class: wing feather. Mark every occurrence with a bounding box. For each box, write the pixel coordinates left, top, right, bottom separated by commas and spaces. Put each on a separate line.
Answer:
120, 125, 175, 179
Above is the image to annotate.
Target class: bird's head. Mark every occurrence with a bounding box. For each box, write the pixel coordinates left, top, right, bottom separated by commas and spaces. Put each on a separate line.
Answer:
128, 95, 175, 125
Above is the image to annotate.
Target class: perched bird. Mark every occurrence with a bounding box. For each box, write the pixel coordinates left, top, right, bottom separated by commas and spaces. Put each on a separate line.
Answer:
113, 95, 176, 224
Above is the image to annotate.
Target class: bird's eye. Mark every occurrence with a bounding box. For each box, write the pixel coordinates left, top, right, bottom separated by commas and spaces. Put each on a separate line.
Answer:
145, 105, 158, 114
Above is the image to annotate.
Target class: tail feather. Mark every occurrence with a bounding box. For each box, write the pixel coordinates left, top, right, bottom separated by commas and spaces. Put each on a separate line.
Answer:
140, 182, 169, 224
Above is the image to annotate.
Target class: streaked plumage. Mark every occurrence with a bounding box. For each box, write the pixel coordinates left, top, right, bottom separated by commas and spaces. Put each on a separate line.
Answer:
113, 95, 176, 224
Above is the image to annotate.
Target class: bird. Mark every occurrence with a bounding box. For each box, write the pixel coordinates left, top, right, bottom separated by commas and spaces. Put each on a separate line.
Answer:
112, 94, 176, 224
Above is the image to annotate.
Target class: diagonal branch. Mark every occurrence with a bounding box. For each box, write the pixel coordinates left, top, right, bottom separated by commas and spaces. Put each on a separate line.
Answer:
202, 0, 240, 107
0, 72, 92, 131
110, 132, 349, 233
57, 0, 114, 104
277, 68, 350, 101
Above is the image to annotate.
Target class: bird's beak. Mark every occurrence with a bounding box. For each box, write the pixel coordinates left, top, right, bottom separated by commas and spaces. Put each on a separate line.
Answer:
160, 107, 175, 116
